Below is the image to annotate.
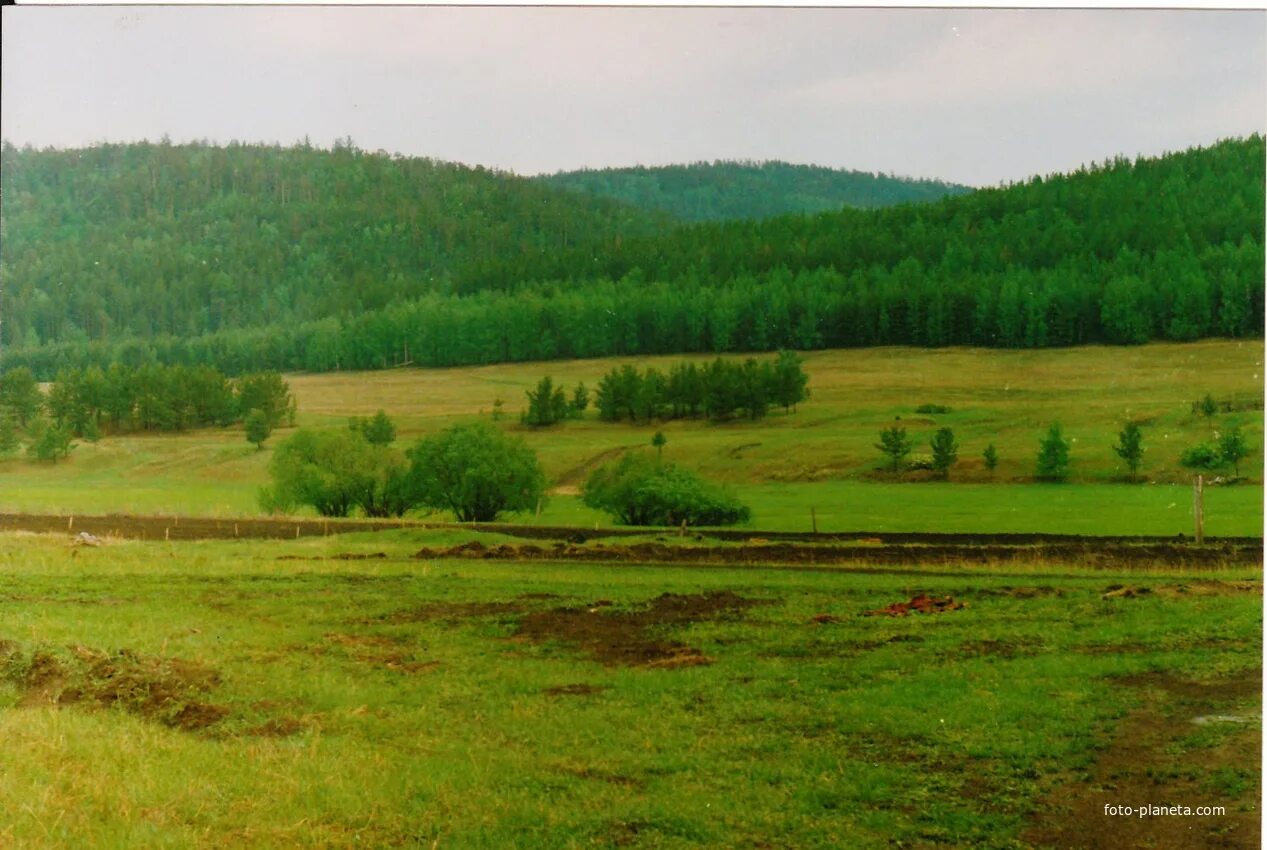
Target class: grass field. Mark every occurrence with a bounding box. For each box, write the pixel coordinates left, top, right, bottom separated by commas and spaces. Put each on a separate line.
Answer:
1, 340, 1261, 534
0, 531, 1259, 848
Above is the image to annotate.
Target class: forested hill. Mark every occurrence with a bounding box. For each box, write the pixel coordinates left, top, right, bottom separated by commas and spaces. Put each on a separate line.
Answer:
2, 136, 1262, 379
534, 161, 972, 221
0, 140, 669, 350
459, 136, 1265, 302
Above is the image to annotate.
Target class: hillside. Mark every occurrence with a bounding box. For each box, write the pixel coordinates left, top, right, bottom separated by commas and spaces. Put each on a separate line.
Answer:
534, 160, 972, 221
0, 139, 669, 350
2, 136, 1262, 379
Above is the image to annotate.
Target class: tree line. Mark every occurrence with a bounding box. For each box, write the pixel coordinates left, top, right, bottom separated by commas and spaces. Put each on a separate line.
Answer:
0, 365, 293, 449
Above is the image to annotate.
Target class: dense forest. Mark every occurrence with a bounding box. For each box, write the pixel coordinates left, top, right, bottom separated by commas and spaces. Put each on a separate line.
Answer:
534, 161, 971, 222
1, 136, 1262, 379
0, 138, 668, 349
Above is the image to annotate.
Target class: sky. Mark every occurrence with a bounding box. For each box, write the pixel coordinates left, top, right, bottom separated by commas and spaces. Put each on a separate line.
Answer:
2, 6, 1264, 187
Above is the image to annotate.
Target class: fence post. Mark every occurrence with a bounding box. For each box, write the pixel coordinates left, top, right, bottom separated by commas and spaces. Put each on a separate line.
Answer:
811, 507, 818, 535
1193, 474, 1205, 544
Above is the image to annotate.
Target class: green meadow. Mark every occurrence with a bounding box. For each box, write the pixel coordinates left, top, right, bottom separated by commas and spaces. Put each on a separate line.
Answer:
0, 531, 1259, 848
1, 341, 1261, 535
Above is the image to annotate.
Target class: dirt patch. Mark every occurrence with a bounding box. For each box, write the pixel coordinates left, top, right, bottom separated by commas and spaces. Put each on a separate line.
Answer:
1025, 667, 1262, 850
863, 594, 966, 617
414, 540, 1262, 570
0, 640, 228, 731
515, 591, 764, 667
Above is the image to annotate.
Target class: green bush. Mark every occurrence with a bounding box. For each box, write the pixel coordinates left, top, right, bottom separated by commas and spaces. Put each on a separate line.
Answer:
582, 453, 750, 527
915, 403, 951, 414
1181, 442, 1223, 471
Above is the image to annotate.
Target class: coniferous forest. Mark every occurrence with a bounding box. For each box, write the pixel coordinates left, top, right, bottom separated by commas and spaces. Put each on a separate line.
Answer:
1, 135, 1262, 379
534, 160, 972, 222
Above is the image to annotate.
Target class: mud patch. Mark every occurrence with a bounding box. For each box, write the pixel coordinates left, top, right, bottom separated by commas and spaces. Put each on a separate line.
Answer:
515, 591, 764, 667
277, 552, 388, 561
955, 638, 1043, 660
0, 640, 228, 731
1025, 667, 1262, 850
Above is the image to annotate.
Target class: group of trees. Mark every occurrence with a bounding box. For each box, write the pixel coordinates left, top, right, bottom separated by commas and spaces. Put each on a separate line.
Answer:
537, 160, 969, 222
262, 420, 546, 522
0, 364, 293, 463
875, 419, 1252, 483
522, 377, 589, 427
593, 352, 809, 424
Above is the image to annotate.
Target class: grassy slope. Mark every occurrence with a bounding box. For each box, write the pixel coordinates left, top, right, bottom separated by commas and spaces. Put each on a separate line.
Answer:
0, 341, 1261, 534
0, 532, 1259, 848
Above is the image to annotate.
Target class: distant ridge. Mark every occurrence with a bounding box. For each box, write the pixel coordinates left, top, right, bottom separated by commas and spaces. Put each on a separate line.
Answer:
535, 160, 972, 222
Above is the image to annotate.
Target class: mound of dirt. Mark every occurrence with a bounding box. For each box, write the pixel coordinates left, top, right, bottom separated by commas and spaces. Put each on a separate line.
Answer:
0, 640, 228, 731
863, 595, 966, 617
515, 591, 764, 667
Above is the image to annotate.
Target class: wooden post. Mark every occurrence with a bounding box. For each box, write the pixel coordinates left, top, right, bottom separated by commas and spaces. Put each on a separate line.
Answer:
68, 516, 74, 531
811, 507, 818, 535
296, 524, 301, 539
1193, 474, 1205, 544
165, 527, 170, 541
535, 497, 542, 519
234, 523, 239, 538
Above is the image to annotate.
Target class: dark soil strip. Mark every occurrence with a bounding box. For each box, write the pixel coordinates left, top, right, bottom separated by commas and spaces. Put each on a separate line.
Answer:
0, 512, 1259, 548
416, 540, 1263, 569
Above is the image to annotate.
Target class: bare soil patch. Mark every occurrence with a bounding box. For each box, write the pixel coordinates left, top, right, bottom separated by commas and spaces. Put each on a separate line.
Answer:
0, 640, 228, 731
542, 683, 609, 697
1024, 667, 1262, 850
515, 591, 765, 667
414, 540, 1261, 569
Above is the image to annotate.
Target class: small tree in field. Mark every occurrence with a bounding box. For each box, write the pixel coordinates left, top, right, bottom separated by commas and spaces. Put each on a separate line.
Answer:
26, 422, 74, 464
361, 410, 396, 446
524, 377, 568, 427
1113, 422, 1144, 482
982, 444, 999, 476
1219, 425, 1249, 477
244, 409, 272, 450
875, 425, 912, 474
570, 383, 590, 418
1036, 423, 1071, 482
929, 427, 958, 480
651, 431, 667, 461
406, 423, 545, 522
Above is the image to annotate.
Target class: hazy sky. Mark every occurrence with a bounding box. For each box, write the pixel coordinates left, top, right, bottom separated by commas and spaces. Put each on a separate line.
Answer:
2, 6, 1263, 186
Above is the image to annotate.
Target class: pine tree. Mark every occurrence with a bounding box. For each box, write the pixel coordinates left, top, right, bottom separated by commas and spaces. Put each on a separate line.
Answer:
929, 427, 958, 480
1036, 423, 1071, 482
876, 425, 912, 474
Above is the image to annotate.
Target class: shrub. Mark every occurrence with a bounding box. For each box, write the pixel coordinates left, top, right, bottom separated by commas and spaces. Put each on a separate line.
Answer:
1180, 442, 1222, 471
406, 423, 545, 522
915, 404, 951, 414
244, 409, 272, 450
1219, 426, 1250, 477
582, 453, 750, 527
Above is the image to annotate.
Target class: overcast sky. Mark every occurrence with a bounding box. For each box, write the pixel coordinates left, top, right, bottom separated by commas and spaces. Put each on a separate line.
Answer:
2, 6, 1263, 187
